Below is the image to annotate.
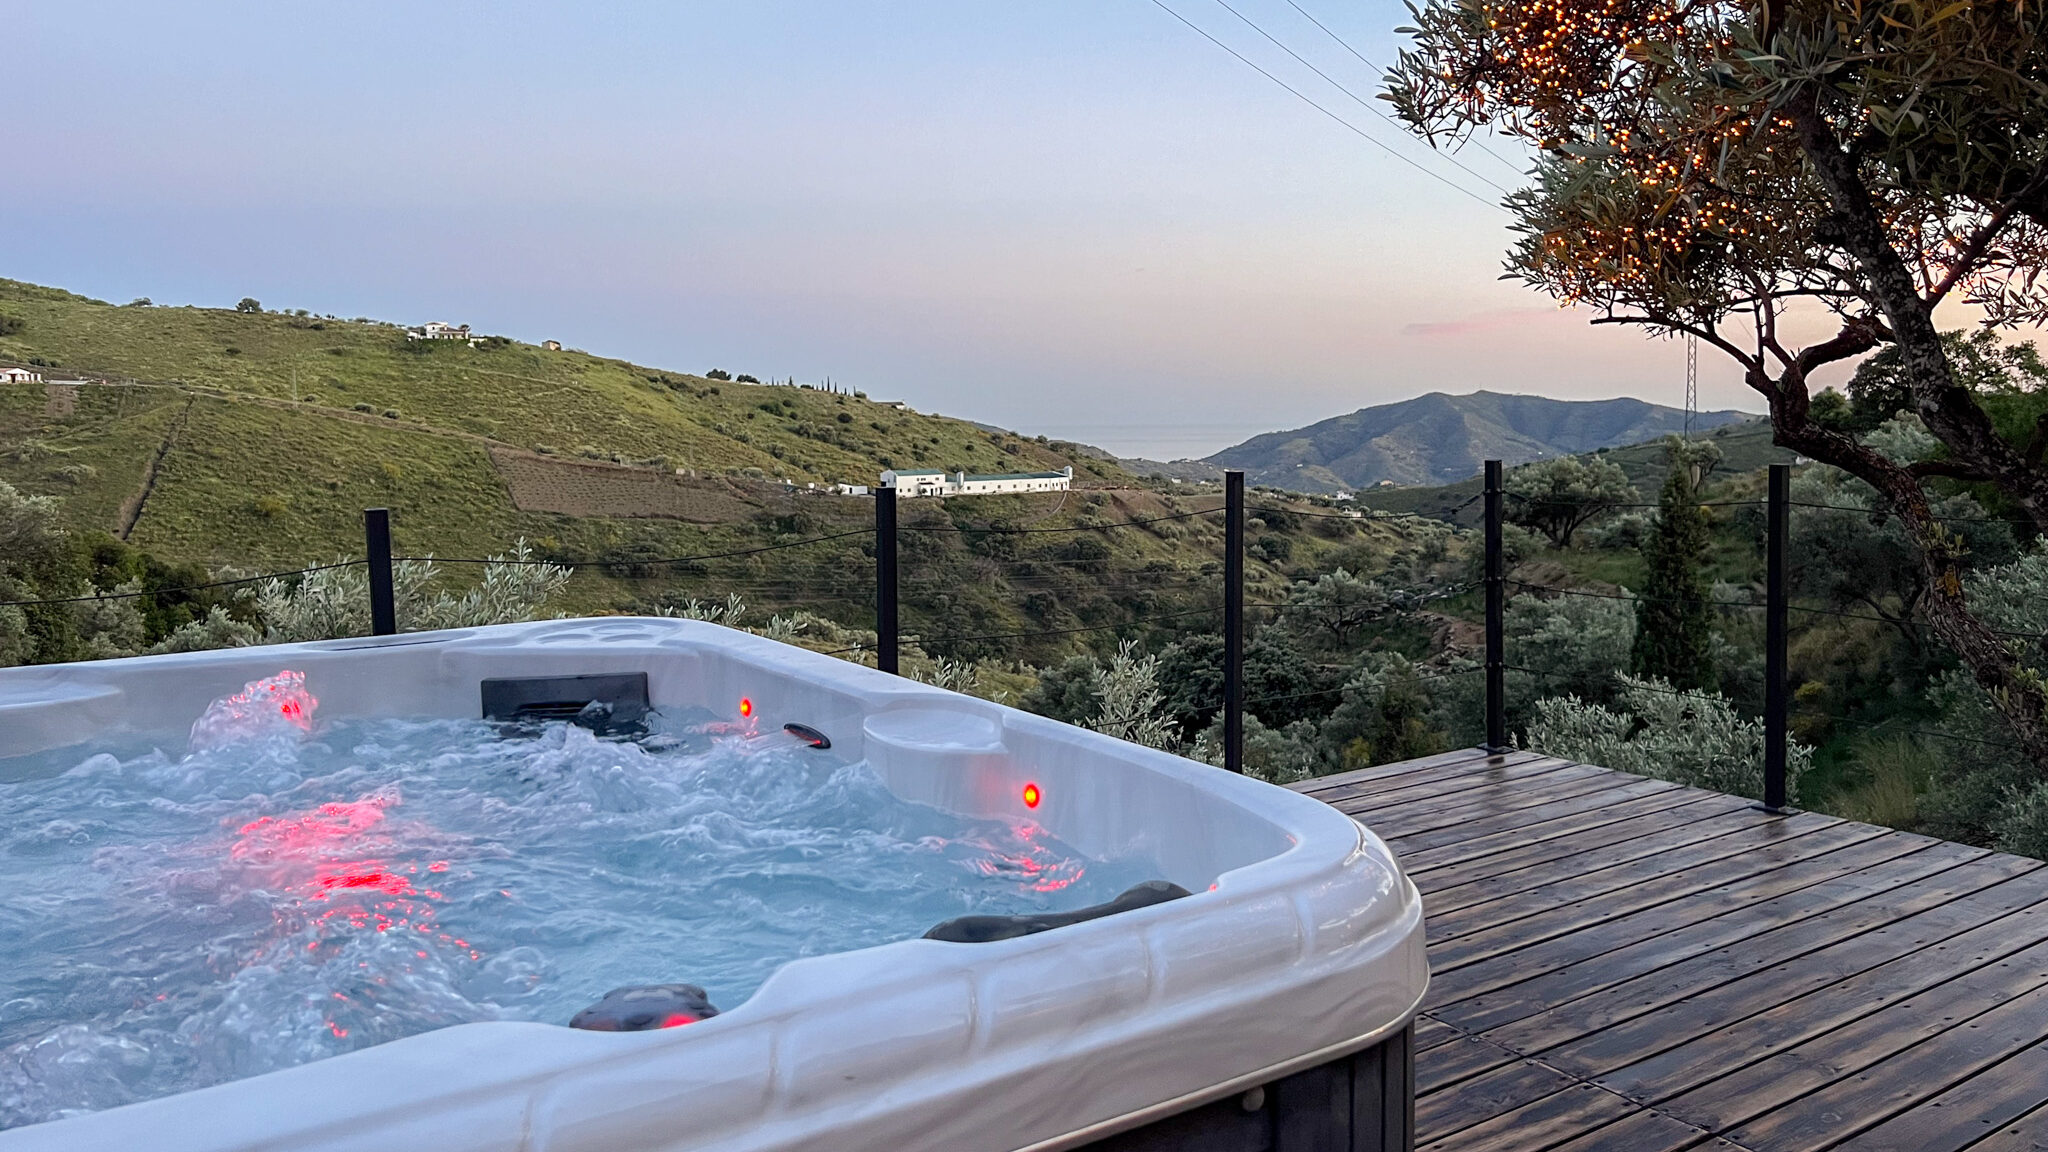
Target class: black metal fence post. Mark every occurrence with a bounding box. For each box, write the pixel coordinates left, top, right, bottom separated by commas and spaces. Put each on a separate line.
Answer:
875, 484, 899, 675
1765, 463, 1790, 810
364, 508, 396, 636
1224, 470, 1245, 774
1484, 460, 1506, 752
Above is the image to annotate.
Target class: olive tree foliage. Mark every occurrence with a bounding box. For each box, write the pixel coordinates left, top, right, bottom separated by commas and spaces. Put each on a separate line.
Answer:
0, 482, 66, 666
1267, 569, 1398, 650
1388, 0, 2048, 770
1919, 547, 2048, 856
1525, 674, 1813, 800
1505, 590, 1637, 707
1088, 640, 1179, 750
153, 543, 573, 650
1503, 455, 1638, 547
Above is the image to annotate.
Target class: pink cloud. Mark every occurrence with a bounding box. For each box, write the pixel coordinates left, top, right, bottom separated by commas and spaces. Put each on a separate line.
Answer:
1402, 306, 1579, 338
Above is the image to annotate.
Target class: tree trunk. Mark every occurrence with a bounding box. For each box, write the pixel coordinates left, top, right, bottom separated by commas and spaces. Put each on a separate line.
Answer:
1771, 98, 2048, 774
1764, 377, 2048, 773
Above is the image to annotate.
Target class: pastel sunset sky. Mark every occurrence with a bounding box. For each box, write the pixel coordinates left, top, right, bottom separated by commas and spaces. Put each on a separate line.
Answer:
4, 0, 1812, 457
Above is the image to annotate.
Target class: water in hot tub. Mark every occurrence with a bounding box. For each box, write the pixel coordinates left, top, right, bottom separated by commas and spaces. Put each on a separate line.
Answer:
0, 673, 1160, 1128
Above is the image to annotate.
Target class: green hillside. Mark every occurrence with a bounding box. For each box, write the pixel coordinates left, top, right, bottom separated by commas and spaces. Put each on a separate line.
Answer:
0, 278, 1454, 664
0, 279, 1130, 569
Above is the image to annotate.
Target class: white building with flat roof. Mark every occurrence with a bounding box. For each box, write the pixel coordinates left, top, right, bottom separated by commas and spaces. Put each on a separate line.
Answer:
880, 466, 1072, 498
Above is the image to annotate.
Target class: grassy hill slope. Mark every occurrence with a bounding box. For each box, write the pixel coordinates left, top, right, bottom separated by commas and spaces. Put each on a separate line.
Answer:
0, 278, 1457, 662
0, 279, 1139, 570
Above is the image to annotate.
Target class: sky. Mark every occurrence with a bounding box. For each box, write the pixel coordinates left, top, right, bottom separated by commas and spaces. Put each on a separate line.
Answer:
2, 0, 1793, 459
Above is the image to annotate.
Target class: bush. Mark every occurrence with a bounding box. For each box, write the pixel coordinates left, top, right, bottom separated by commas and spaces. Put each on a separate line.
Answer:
736, 374, 760, 384
705, 368, 733, 381
1022, 655, 1102, 725
1524, 674, 1810, 801
0, 313, 21, 337
382, 409, 400, 419
1584, 511, 1653, 550
1249, 533, 1293, 564
235, 298, 262, 313
251, 495, 288, 518
352, 402, 375, 413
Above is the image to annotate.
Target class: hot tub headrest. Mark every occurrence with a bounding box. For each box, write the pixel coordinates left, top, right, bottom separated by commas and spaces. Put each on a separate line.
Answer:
567, 983, 720, 1031
922, 880, 1193, 944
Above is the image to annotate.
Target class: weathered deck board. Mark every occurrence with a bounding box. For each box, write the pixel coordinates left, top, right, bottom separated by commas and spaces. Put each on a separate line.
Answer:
1293, 748, 2048, 1152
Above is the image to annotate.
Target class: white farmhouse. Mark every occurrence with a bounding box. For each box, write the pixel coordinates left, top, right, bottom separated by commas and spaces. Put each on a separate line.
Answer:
0, 366, 43, 384
879, 466, 1073, 498
408, 321, 479, 344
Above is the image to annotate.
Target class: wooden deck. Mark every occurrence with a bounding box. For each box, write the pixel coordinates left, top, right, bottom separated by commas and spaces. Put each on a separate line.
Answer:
1291, 746, 2048, 1152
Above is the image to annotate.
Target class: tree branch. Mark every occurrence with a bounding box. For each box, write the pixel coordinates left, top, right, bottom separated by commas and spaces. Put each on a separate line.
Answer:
1908, 458, 1999, 482
1591, 314, 1759, 372
1792, 317, 1885, 377
1929, 160, 2048, 308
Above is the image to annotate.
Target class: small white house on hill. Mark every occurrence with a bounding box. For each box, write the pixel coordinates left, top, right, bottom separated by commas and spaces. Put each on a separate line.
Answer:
408, 322, 481, 345
879, 466, 1072, 498
0, 366, 43, 384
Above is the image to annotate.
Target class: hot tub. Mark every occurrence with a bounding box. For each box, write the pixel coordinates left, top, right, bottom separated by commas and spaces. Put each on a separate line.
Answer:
0, 618, 1425, 1152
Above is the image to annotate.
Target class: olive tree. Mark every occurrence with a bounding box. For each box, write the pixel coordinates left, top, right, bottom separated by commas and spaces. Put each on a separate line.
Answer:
1503, 455, 1637, 548
1390, 0, 2048, 770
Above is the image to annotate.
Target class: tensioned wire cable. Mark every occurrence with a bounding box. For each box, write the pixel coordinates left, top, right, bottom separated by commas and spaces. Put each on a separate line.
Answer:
1504, 663, 2027, 755
0, 561, 369, 609
1276, 0, 1528, 177
1505, 578, 2048, 641
1149, 0, 1507, 213
1209, 0, 1512, 196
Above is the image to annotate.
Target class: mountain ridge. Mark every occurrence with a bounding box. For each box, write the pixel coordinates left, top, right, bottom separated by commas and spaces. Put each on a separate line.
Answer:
1198, 390, 1747, 491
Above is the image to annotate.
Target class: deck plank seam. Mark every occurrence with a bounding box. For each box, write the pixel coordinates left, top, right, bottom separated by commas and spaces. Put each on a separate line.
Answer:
1453, 846, 2021, 1053
1414, 1009, 1762, 1152
1421, 814, 1874, 946
1413, 798, 1777, 904
1425, 824, 1903, 978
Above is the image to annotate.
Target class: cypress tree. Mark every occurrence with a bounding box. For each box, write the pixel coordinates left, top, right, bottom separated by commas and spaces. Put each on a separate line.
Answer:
1631, 461, 1715, 690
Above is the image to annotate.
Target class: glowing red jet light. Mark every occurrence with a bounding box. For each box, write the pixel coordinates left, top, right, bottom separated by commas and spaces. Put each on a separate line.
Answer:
1022, 783, 1041, 809
738, 697, 754, 718
660, 1013, 699, 1028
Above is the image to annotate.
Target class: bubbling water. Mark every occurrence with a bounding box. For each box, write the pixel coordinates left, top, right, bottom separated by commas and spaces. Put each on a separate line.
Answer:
0, 675, 1155, 1129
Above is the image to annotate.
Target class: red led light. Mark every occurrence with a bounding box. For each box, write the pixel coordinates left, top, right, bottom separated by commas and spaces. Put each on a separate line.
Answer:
739, 698, 754, 718
659, 1013, 699, 1028
1022, 783, 1041, 809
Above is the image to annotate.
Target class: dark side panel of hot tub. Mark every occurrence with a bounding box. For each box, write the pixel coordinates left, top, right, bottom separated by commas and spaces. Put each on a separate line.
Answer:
1074, 1026, 1413, 1152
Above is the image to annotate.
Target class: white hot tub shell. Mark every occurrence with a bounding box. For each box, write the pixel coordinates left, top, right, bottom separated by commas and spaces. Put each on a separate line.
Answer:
0, 618, 1427, 1152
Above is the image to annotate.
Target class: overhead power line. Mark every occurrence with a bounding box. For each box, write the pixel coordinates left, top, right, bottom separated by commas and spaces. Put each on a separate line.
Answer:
1149, 0, 1508, 214
1210, 0, 1511, 196
1278, 0, 1528, 177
